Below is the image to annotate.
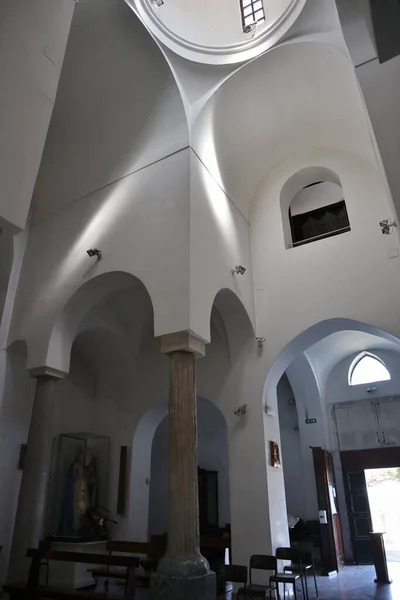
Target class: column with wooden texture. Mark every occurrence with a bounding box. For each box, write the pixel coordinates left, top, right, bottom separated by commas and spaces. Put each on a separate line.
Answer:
152, 332, 216, 600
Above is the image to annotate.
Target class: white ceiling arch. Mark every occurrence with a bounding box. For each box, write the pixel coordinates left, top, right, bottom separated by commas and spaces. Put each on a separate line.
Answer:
192, 41, 376, 220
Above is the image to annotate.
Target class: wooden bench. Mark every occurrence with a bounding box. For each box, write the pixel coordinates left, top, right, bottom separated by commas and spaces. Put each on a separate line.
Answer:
88, 540, 165, 590
3, 549, 139, 599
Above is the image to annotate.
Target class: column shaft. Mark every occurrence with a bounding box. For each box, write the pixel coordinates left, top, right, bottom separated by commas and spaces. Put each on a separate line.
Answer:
168, 350, 200, 557
8, 372, 62, 581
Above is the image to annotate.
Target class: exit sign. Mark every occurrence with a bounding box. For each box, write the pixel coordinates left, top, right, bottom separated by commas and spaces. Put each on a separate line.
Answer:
305, 418, 317, 424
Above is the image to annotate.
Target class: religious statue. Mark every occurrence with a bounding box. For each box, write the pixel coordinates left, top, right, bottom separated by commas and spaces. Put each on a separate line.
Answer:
60, 449, 98, 536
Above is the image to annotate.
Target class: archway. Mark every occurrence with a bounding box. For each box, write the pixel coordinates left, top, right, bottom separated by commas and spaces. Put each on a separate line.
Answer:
266, 318, 400, 563
148, 397, 230, 538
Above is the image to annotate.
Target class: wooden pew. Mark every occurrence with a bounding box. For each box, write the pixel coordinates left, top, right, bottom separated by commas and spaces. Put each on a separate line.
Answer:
3, 549, 139, 599
88, 540, 165, 589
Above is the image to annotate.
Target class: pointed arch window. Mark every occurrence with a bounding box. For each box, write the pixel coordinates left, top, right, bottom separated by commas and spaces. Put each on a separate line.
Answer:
349, 353, 391, 386
240, 0, 265, 31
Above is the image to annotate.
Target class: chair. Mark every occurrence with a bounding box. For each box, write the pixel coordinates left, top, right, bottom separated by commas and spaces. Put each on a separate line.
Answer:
219, 565, 248, 599
238, 555, 277, 599
270, 547, 305, 600
286, 542, 318, 599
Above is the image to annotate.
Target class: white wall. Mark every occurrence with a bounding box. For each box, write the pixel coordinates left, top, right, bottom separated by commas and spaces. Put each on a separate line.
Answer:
189, 152, 256, 341
0, 0, 75, 231
148, 398, 230, 536
277, 376, 304, 518
32, 0, 188, 222
357, 55, 400, 214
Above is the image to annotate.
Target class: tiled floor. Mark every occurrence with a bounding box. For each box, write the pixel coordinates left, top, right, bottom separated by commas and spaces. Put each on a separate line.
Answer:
106, 563, 400, 599
315, 563, 400, 600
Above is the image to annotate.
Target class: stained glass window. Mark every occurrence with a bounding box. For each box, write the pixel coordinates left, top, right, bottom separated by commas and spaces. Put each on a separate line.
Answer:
240, 0, 265, 31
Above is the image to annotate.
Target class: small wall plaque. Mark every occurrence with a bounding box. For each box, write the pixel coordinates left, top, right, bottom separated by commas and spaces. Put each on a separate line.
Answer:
270, 441, 281, 468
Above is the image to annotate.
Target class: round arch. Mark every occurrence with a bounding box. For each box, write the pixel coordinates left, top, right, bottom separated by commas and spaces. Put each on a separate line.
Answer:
128, 396, 229, 541
42, 271, 153, 374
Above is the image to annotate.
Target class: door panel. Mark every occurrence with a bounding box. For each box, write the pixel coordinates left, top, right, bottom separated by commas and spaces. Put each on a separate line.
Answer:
334, 403, 380, 450
375, 399, 400, 446
312, 448, 344, 573
344, 470, 373, 564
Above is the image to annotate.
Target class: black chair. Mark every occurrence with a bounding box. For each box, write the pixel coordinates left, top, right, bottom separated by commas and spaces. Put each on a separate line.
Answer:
270, 547, 305, 600
238, 555, 277, 599
286, 542, 318, 599
219, 565, 248, 599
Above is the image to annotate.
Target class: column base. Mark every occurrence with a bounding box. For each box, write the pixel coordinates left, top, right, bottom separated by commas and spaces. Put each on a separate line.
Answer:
151, 571, 217, 600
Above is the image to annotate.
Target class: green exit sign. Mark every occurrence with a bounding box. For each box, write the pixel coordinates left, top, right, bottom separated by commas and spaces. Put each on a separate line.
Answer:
305, 418, 317, 424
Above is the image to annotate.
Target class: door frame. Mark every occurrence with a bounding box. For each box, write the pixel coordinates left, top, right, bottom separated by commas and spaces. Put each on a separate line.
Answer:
312, 447, 343, 574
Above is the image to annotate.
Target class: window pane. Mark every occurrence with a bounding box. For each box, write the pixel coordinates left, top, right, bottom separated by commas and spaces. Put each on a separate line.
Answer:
242, 0, 252, 7
350, 355, 391, 386
244, 14, 255, 25
253, 0, 263, 11
243, 5, 253, 17
255, 9, 264, 20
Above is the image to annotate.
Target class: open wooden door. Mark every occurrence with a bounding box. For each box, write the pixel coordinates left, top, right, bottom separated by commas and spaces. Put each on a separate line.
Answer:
343, 470, 373, 564
312, 447, 344, 574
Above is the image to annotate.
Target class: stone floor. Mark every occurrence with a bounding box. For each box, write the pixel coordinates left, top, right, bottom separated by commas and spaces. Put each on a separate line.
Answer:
91, 563, 400, 599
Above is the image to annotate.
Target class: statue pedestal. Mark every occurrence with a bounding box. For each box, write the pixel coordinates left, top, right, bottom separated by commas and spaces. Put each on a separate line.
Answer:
47, 540, 107, 588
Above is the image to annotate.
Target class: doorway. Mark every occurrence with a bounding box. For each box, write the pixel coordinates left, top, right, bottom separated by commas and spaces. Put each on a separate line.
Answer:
341, 448, 400, 564
365, 468, 400, 562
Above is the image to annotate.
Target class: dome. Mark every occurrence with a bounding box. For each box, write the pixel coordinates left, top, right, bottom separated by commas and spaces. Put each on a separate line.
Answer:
129, 0, 307, 64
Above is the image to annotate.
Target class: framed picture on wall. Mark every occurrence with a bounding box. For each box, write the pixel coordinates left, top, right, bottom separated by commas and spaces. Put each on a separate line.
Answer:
270, 441, 281, 468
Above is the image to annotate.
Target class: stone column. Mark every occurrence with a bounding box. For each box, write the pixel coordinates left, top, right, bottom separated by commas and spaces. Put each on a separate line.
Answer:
152, 332, 216, 600
8, 366, 65, 582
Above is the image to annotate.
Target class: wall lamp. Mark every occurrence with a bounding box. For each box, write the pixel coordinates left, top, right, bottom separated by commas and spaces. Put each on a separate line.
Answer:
256, 337, 266, 348
232, 265, 246, 275
233, 404, 247, 417
380, 219, 397, 235
87, 248, 102, 260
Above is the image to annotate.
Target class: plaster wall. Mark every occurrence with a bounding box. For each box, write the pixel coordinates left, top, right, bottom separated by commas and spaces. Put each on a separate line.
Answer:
189, 153, 256, 341
9, 148, 191, 370
0, 0, 75, 230
252, 149, 400, 374
357, 54, 400, 215
32, 0, 188, 222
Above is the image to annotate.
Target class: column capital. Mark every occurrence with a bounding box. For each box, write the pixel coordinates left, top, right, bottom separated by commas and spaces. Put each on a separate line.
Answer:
29, 366, 67, 380
161, 331, 206, 358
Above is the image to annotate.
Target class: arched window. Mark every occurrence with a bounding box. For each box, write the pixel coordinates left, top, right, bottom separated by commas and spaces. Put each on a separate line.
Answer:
349, 353, 391, 386
288, 181, 350, 247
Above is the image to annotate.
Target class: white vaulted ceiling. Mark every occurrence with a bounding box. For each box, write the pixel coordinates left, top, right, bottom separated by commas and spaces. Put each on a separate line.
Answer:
192, 41, 376, 220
